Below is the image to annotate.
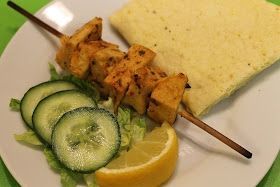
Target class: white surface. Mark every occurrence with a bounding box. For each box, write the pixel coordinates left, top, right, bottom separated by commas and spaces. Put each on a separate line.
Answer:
0, 0, 279, 187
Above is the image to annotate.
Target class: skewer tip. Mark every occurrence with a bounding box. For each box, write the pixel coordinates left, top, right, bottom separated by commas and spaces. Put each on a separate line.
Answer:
178, 108, 253, 159
244, 151, 252, 159
7, 1, 13, 6
7, 1, 64, 39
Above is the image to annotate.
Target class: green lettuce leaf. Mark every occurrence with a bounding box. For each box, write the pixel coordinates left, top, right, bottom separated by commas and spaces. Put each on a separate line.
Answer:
44, 148, 82, 187
14, 130, 43, 145
83, 173, 100, 187
115, 107, 131, 156
117, 107, 131, 132
9, 98, 21, 110
131, 118, 146, 145
44, 147, 62, 169
115, 107, 146, 156
120, 132, 132, 147
48, 62, 100, 101
61, 170, 83, 187
61, 75, 100, 101
48, 62, 61, 81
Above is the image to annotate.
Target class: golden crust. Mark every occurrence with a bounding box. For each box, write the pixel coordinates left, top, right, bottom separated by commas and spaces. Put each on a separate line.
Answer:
69, 40, 118, 79
147, 73, 188, 124
56, 17, 103, 70
88, 47, 125, 96
122, 65, 168, 114
104, 44, 156, 111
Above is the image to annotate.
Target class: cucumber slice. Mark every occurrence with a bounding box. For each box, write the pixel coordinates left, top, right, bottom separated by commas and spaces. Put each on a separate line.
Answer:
20, 80, 80, 129
33, 90, 97, 146
52, 107, 120, 173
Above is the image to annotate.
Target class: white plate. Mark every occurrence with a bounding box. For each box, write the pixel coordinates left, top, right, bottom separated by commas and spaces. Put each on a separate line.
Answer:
0, 0, 280, 186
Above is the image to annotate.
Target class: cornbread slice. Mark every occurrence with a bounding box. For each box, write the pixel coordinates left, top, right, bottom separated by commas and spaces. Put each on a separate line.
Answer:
110, 0, 280, 117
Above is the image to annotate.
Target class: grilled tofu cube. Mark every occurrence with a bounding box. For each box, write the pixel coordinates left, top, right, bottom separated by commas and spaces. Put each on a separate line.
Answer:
147, 73, 188, 124
104, 44, 156, 111
56, 17, 102, 70
122, 65, 168, 114
88, 47, 125, 96
69, 40, 118, 79
59, 35, 69, 46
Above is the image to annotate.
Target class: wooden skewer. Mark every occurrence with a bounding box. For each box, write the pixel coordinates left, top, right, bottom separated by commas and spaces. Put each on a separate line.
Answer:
8, 1, 252, 159
177, 108, 252, 159
7, 1, 64, 39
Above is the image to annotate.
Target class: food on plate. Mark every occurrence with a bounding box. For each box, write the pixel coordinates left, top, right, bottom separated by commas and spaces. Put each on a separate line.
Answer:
54, 17, 187, 125
88, 45, 125, 97
33, 90, 97, 146
11, 63, 143, 187
122, 65, 168, 114
147, 73, 188, 124
52, 107, 121, 173
69, 40, 120, 79
88, 47, 125, 97
95, 121, 178, 187
11, 4, 255, 182
104, 44, 156, 111
60, 32, 187, 124
54, 16, 185, 186
7, 0, 280, 184
20, 80, 80, 129
110, 0, 280, 117
56, 17, 102, 69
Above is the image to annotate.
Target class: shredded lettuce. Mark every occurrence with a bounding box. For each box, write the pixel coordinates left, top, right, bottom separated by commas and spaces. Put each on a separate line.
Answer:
131, 118, 146, 145
83, 173, 99, 187
134, 118, 146, 128
9, 98, 21, 110
48, 62, 100, 101
44, 148, 82, 187
60, 170, 82, 187
48, 62, 61, 81
115, 107, 132, 156
14, 130, 43, 145
115, 107, 146, 157
117, 107, 131, 132
98, 99, 146, 154
61, 74, 100, 101
44, 147, 62, 169
117, 131, 132, 156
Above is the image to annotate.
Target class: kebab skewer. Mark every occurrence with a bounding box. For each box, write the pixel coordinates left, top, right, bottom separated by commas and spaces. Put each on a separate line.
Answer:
8, 1, 252, 159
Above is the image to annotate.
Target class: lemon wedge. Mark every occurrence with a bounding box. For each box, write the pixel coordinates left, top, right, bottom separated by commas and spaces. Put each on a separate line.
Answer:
95, 121, 178, 187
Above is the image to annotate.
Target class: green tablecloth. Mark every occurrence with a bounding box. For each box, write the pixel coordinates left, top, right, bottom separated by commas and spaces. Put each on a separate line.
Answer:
0, 0, 279, 186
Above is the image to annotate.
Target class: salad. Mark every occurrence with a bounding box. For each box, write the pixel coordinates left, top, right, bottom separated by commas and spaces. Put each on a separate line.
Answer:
10, 63, 147, 187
